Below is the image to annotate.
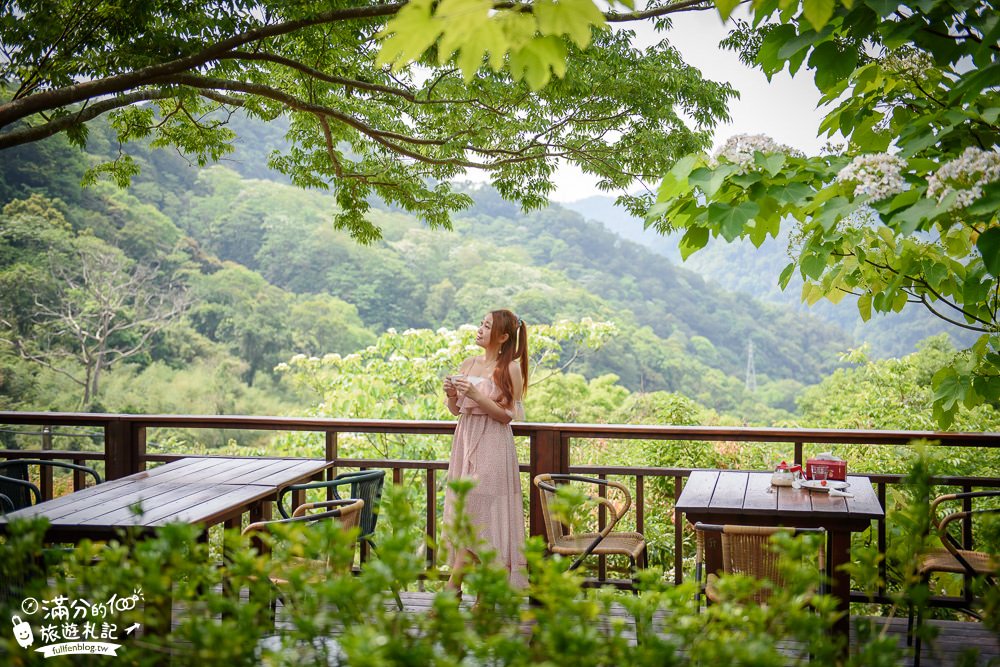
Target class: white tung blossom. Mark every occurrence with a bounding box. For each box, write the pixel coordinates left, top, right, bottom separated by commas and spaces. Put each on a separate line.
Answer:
927, 147, 1000, 210
882, 48, 934, 80
710, 134, 804, 169
836, 153, 908, 200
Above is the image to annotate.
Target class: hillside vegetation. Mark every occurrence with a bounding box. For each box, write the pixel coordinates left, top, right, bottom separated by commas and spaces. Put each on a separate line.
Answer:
563, 196, 976, 359
2, 118, 995, 450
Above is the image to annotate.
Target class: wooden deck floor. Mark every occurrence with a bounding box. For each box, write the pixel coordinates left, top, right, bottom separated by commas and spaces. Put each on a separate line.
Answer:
221, 591, 998, 666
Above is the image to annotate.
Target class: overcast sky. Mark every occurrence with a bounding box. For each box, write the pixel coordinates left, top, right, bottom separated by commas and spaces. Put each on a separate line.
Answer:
464, 8, 831, 203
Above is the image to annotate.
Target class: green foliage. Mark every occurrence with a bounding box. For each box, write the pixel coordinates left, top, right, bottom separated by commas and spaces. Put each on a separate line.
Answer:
0, 196, 190, 408
17, 468, 998, 666
275, 319, 615, 460
798, 336, 1000, 432
0, 0, 732, 241
378, 0, 612, 89
650, 0, 1000, 428
188, 264, 294, 387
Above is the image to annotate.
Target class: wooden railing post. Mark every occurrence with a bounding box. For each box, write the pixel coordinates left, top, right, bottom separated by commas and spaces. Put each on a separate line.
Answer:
104, 418, 144, 480
528, 427, 569, 538
325, 430, 337, 500
40, 425, 53, 500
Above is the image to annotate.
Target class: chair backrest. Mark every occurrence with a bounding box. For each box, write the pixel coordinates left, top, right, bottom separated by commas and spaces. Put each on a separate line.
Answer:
534, 473, 566, 545
0, 492, 15, 514
696, 523, 827, 603
0, 462, 34, 510
292, 498, 365, 532
932, 490, 1000, 576
533, 473, 631, 547
339, 470, 385, 539
245, 499, 366, 535
0, 459, 102, 511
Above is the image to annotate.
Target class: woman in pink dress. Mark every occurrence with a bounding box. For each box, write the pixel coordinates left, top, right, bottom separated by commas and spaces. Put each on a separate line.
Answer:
442, 309, 529, 592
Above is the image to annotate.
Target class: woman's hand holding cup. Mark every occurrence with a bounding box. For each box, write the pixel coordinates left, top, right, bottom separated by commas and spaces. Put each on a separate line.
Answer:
451, 374, 472, 397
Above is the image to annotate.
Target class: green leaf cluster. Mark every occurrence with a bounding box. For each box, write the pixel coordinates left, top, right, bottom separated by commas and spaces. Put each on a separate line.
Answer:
1, 0, 729, 242
16, 471, 996, 666
378, 0, 614, 90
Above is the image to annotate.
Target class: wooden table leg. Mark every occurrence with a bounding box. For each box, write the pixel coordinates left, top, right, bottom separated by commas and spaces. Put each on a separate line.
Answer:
246, 501, 276, 625
248, 501, 271, 555
829, 530, 852, 653
222, 516, 239, 599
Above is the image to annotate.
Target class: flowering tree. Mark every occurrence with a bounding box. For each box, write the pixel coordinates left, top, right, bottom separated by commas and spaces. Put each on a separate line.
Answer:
650, 0, 1000, 426
275, 319, 616, 457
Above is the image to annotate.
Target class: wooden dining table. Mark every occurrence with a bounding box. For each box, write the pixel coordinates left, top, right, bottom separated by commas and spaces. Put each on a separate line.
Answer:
676, 469, 884, 642
0, 456, 337, 633
0, 456, 335, 542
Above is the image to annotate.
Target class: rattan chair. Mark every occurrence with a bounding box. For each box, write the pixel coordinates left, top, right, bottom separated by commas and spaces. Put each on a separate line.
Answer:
278, 470, 384, 550
277, 469, 403, 609
908, 490, 999, 667
694, 523, 827, 606
0, 459, 102, 510
243, 498, 365, 585
533, 474, 647, 581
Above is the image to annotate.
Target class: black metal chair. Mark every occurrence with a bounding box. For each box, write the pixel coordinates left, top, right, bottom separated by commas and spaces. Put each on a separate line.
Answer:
0, 493, 13, 514
277, 469, 402, 608
0, 459, 102, 510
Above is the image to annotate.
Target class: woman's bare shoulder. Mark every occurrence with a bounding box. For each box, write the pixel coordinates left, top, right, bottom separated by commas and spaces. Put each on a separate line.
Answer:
458, 357, 478, 373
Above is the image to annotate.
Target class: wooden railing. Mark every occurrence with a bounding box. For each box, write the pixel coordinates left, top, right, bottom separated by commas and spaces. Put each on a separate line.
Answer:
2, 411, 999, 607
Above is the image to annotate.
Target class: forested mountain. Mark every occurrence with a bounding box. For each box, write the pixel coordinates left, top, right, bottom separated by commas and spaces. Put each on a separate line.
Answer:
0, 115, 852, 424
563, 196, 975, 359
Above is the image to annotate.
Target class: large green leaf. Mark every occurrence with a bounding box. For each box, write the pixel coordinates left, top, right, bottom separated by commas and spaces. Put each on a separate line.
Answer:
708, 201, 760, 241
976, 228, 1000, 278
800, 252, 828, 280
678, 226, 710, 260
802, 0, 836, 30
377, 0, 443, 71
535, 0, 605, 49
714, 0, 742, 20
508, 36, 568, 90
808, 41, 859, 92
768, 181, 813, 204
689, 164, 738, 197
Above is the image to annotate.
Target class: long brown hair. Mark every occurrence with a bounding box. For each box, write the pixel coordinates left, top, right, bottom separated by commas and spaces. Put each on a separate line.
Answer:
490, 309, 529, 409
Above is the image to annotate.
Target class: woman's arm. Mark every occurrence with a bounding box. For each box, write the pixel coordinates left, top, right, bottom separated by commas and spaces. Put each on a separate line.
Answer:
444, 358, 473, 416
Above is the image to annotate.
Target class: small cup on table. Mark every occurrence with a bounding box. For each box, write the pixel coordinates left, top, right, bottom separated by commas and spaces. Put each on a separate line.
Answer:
812, 464, 829, 482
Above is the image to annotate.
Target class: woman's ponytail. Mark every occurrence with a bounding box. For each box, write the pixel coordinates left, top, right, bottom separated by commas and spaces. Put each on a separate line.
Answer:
490, 309, 529, 408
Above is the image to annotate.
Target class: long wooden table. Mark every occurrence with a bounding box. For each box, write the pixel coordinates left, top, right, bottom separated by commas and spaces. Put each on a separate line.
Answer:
675, 470, 884, 643
0, 456, 335, 541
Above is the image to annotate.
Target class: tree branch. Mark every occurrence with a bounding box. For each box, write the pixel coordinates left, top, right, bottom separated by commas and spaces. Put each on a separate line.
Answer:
0, 3, 407, 129
0, 89, 177, 149
222, 51, 477, 106
844, 251, 996, 327
604, 0, 717, 21
154, 73, 577, 170
919, 294, 989, 332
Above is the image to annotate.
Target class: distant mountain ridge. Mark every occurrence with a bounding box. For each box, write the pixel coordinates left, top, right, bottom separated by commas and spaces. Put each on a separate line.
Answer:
562, 195, 974, 358
0, 112, 855, 418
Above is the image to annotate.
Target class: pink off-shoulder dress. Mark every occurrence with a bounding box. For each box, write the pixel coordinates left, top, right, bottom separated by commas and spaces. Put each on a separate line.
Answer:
443, 375, 528, 588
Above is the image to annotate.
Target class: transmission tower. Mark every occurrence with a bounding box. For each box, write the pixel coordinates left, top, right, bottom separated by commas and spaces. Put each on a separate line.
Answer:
745, 339, 757, 393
